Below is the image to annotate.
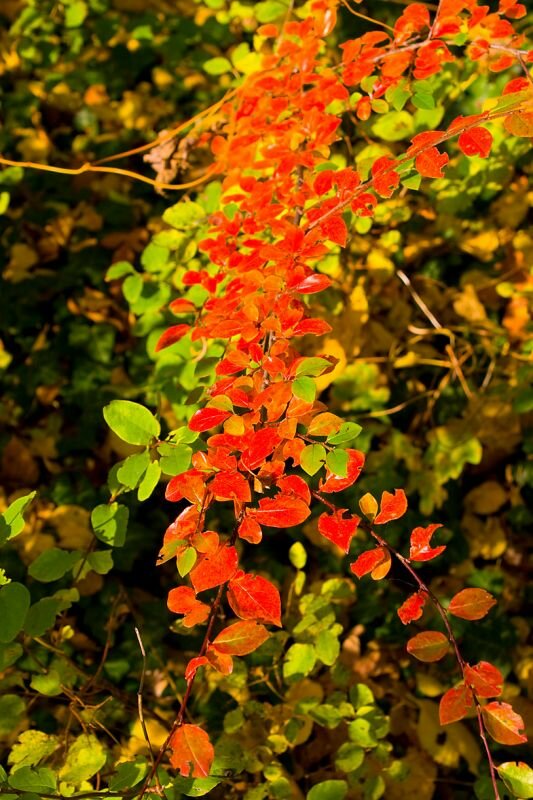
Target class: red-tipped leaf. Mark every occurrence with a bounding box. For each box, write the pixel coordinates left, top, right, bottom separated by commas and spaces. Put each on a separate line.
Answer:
318, 509, 360, 553
189, 407, 232, 432
374, 489, 408, 524
465, 661, 504, 698
397, 590, 427, 625
155, 324, 190, 352
409, 523, 445, 561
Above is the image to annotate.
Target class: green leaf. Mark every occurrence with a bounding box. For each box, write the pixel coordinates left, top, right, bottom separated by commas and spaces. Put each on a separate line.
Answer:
0, 643, 22, 670
28, 548, 79, 583
203, 57, 232, 75
0, 491, 36, 544
158, 443, 192, 476
289, 542, 307, 569
255, 0, 288, 22
307, 780, 348, 800
498, 762, 533, 799
8, 731, 59, 771
64, 0, 87, 27
327, 422, 362, 446
325, 449, 348, 478
335, 742, 364, 773
30, 669, 62, 697
371, 111, 414, 142
87, 550, 114, 575
292, 376, 316, 403
108, 758, 148, 791
103, 400, 160, 446
117, 451, 150, 489
24, 598, 63, 637
173, 775, 221, 797
0, 582, 31, 642
295, 357, 332, 378
162, 201, 205, 230
412, 92, 435, 110
59, 734, 106, 785
123, 273, 143, 304
300, 444, 326, 476
137, 461, 161, 501
0, 695, 25, 736
315, 630, 340, 666
177, 546, 197, 577
106, 261, 135, 281
8, 767, 57, 794
283, 643, 316, 682
349, 683, 375, 709
91, 503, 129, 547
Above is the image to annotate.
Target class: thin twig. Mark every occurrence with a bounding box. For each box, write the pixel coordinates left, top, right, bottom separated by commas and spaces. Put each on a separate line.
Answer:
134, 626, 158, 785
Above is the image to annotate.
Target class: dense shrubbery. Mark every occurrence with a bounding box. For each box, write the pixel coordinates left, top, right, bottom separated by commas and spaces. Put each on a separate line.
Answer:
0, 1, 532, 799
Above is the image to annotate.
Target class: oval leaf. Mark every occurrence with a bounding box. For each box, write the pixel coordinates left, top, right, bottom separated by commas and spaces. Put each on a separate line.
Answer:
103, 400, 160, 446
482, 702, 527, 746
227, 572, 282, 626
406, 631, 449, 663
169, 725, 214, 778
448, 588, 496, 620
439, 683, 473, 725
211, 620, 270, 656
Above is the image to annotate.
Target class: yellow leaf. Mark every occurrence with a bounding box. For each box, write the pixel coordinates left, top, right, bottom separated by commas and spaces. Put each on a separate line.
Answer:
417, 699, 480, 773
459, 230, 500, 262
465, 481, 508, 515
48, 506, 93, 550
462, 513, 507, 559
5, 243, 39, 283
453, 285, 487, 321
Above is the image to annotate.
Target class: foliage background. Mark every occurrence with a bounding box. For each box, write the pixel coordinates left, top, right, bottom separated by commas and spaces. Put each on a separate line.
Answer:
0, 0, 531, 798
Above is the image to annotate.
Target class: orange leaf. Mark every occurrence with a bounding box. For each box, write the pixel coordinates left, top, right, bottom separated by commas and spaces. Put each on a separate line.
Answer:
448, 588, 496, 621
409, 523, 445, 561
414, 147, 449, 179
293, 274, 333, 294
169, 724, 214, 778
238, 517, 262, 544
167, 586, 210, 628
458, 127, 493, 158
406, 631, 449, 662
482, 702, 527, 746
185, 656, 208, 682
249, 495, 310, 528
318, 509, 360, 553
350, 546, 389, 579
165, 469, 207, 505
227, 571, 282, 626
319, 449, 365, 494
374, 489, 407, 524
190, 545, 239, 593
397, 590, 427, 625
211, 620, 270, 656
464, 661, 503, 698
439, 683, 474, 725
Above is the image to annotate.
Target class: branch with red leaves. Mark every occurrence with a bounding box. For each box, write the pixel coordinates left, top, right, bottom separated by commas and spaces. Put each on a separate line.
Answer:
134, 0, 532, 796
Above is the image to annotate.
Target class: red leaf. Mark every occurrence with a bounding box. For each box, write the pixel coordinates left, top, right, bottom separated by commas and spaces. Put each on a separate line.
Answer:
190, 545, 239, 593
319, 449, 365, 493
458, 127, 493, 158
448, 588, 496, 621
227, 572, 282, 626
169, 724, 214, 778
155, 324, 190, 352
318, 509, 360, 553
372, 156, 400, 198
406, 631, 449, 662
189, 407, 232, 432
249, 496, 311, 528
415, 147, 449, 179
210, 470, 251, 503
464, 661, 504, 698
185, 656, 208, 682
211, 620, 270, 656
276, 475, 311, 504
409, 523, 445, 561
320, 216, 348, 247
165, 469, 207, 505
350, 546, 389, 579
170, 298, 196, 315
482, 702, 527, 746
293, 274, 333, 294
397, 590, 427, 625
167, 586, 210, 628
237, 517, 262, 544
439, 683, 474, 725
374, 489, 408, 524
292, 318, 333, 336
240, 428, 281, 471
